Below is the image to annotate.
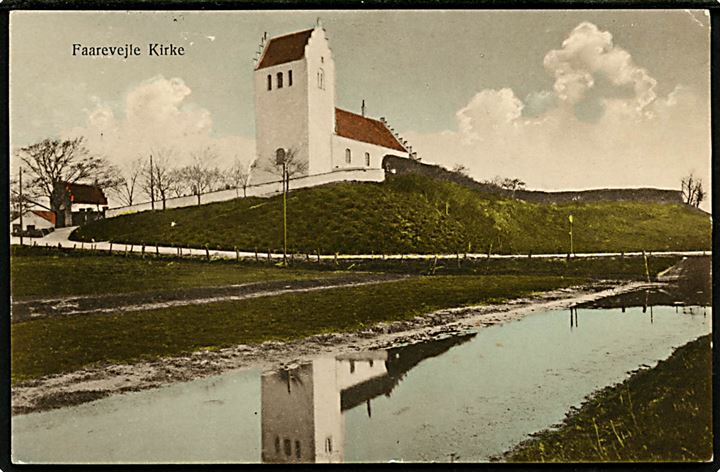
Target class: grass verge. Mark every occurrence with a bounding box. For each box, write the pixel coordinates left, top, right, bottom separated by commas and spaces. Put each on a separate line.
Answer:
503, 334, 712, 462
10, 246, 348, 299
12, 275, 581, 383
11, 246, 678, 299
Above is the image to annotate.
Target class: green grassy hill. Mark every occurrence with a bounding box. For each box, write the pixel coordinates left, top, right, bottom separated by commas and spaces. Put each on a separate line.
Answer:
71, 175, 711, 255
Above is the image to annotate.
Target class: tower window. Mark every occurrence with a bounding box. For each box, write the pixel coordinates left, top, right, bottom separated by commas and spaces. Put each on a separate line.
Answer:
365, 152, 370, 166
325, 437, 333, 453
345, 148, 351, 164
284, 438, 292, 456
288, 70, 293, 86
295, 440, 301, 459
317, 68, 325, 90
277, 72, 283, 88
267, 74, 272, 91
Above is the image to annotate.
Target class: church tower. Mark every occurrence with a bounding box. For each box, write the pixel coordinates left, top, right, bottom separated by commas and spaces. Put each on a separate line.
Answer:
254, 23, 336, 176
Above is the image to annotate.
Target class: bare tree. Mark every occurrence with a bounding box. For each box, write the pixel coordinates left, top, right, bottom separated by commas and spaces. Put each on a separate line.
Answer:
15, 137, 119, 217
451, 163, 469, 176
681, 173, 705, 207
141, 149, 177, 210
255, 147, 307, 193
109, 157, 144, 207
180, 147, 222, 205
227, 156, 253, 198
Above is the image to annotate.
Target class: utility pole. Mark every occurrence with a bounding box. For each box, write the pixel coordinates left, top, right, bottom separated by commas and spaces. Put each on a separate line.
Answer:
18, 166, 24, 246
149, 153, 155, 210
282, 160, 288, 266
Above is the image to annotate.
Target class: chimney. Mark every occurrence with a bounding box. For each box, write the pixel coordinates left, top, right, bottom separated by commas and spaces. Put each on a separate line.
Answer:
361, 99, 366, 117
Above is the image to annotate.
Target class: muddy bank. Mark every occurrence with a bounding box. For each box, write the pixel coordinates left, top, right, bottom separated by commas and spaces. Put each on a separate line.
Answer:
12, 280, 661, 415
11, 273, 408, 322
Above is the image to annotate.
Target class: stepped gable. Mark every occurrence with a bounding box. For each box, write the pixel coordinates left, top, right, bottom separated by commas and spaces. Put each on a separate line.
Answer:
335, 108, 407, 152
256, 29, 314, 69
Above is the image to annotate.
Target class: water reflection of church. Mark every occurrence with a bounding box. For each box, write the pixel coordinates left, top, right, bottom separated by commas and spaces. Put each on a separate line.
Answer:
261, 335, 475, 463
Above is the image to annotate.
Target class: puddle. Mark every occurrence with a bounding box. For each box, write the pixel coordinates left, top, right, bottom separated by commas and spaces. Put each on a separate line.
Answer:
12, 299, 710, 463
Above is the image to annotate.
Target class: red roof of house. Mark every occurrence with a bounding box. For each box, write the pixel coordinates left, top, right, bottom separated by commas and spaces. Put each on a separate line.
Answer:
257, 29, 314, 70
31, 210, 56, 226
335, 108, 407, 152
64, 182, 108, 205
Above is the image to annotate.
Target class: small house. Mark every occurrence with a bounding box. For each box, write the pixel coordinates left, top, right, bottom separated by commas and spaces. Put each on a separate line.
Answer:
11, 210, 56, 237
52, 182, 108, 228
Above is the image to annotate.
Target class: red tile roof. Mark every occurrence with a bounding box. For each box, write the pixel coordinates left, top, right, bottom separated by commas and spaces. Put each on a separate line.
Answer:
335, 108, 407, 152
64, 182, 108, 205
257, 29, 314, 70
31, 210, 56, 226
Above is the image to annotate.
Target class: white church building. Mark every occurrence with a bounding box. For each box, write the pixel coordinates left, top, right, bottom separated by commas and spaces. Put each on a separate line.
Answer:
108, 22, 414, 217
254, 23, 412, 179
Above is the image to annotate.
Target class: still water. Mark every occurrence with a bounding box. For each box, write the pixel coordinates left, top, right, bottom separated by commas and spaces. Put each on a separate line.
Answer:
13, 302, 711, 463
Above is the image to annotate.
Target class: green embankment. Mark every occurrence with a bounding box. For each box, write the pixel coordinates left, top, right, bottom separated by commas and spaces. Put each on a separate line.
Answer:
504, 334, 712, 462
12, 275, 581, 382
71, 175, 711, 255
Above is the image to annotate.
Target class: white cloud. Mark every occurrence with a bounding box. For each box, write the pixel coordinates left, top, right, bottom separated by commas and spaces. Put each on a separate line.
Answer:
63, 75, 255, 172
402, 22, 710, 210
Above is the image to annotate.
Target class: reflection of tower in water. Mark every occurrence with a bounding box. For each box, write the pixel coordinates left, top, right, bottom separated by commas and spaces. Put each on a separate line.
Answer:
261, 352, 388, 463
261, 334, 476, 463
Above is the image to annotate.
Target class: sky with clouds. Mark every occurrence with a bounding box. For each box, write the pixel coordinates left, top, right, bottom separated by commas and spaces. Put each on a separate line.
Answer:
9, 10, 711, 209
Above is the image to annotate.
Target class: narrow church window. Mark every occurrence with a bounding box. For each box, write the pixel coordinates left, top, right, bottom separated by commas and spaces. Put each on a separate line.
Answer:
275, 436, 281, 454
325, 437, 333, 453
277, 72, 283, 88
295, 441, 301, 459
267, 74, 272, 91
365, 152, 370, 166
345, 148, 351, 164
288, 70, 293, 86
317, 68, 325, 90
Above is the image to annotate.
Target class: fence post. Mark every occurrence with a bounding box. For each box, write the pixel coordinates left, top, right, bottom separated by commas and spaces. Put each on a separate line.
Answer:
334, 252, 339, 265
109, 242, 113, 255
141, 244, 145, 258
267, 249, 271, 262
255, 247, 259, 262
205, 245, 210, 261
156, 244, 160, 256
316, 249, 320, 263
235, 246, 239, 262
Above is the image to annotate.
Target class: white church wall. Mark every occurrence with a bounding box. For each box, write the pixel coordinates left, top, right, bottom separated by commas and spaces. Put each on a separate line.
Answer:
255, 58, 310, 174
305, 28, 337, 176
331, 134, 408, 171
105, 168, 385, 218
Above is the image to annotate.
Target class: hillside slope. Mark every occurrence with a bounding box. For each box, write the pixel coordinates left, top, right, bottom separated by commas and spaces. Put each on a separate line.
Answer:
71, 175, 711, 255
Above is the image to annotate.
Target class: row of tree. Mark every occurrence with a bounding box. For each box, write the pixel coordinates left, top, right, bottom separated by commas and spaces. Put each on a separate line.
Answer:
11, 137, 256, 217
115, 147, 253, 209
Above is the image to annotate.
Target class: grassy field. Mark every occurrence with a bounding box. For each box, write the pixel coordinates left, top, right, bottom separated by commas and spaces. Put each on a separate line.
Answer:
10, 246, 679, 299
504, 335, 712, 462
70, 175, 711, 255
11, 275, 582, 382
10, 246, 348, 299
